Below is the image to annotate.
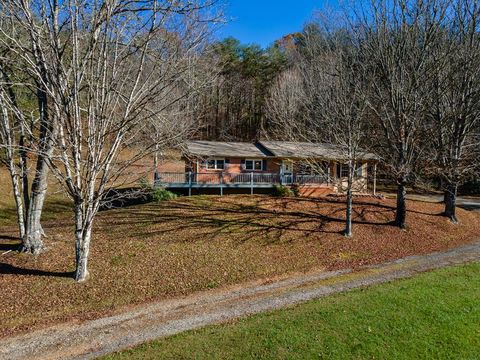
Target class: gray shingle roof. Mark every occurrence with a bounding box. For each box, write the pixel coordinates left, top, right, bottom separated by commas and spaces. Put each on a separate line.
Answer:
185, 141, 268, 158
185, 140, 379, 161
258, 141, 379, 161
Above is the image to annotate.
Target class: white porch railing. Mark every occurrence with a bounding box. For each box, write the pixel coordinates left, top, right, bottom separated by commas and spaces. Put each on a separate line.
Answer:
155, 172, 330, 186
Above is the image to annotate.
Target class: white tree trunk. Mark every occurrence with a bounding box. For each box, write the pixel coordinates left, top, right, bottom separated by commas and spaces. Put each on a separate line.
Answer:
0, 89, 26, 240
74, 203, 93, 282
23, 192, 47, 254
74, 230, 91, 282
22, 156, 50, 254
21, 85, 55, 254
7, 160, 25, 239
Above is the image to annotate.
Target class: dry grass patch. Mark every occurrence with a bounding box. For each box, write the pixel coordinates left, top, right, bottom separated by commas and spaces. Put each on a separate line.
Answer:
0, 194, 479, 338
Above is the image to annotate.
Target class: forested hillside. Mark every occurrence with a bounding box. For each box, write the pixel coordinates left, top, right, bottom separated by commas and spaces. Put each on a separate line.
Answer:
193, 37, 291, 140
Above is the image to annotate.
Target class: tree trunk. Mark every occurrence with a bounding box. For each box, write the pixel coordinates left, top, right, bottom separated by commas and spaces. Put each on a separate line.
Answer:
22, 139, 50, 254
22, 177, 48, 254
19, 124, 30, 214
345, 187, 353, 237
21, 149, 51, 254
74, 203, 92, 282
74, 230, 91, 282
7, 160, 26, 240
395, 180, 407, 229
344, 167, 353, 237
0, 79, 27, 240
444, 182, 458, 223
21, 84, 53, 254
1, 68, 30, 241
153, 144, 159, 185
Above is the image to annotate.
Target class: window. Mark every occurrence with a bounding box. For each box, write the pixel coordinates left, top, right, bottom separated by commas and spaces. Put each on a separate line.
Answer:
282, 160, 293, 173
207, 159, 216, 169
337, 164, 349, 178
245, 159, 263, 171
298, 163, 313, 174
298, 161, 329, 175
337, 163, 364, 178
205, 158, 225, 170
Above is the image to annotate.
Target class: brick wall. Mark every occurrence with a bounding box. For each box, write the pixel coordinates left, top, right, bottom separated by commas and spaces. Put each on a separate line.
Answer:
182, 158, 371, 193
190, 157, 279, 174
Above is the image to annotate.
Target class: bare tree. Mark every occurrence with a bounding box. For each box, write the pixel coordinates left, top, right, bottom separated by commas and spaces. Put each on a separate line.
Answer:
266, 19, 371, 236
426, 0, 480, 222
307, 40, 370, 237
0, 68, 28, 239
0, 17, 56, 254
1, 0, 220, 282
140, 56, 217, 182
357, 0, 450, 229
264, 67, 305, 139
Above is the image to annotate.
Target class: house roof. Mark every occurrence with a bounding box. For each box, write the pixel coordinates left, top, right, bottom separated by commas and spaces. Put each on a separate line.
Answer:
185, 140, 379, 161
257, 141, 379, 161
185, 141, 268, 158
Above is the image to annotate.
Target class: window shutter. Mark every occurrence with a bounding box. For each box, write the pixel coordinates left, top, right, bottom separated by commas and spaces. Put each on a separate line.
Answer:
225, 158, 230, 168
241, 159, 245, 170
262, 160, 267, 171
336, 163, 341, 178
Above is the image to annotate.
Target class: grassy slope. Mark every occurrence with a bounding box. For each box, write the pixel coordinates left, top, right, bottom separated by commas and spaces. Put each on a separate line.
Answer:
0, 167, 71, 228
105, 262, 480, 360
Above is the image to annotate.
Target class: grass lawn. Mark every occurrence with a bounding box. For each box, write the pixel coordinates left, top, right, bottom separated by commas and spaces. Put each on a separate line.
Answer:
103, 262, 480, 360
0, 169, 73, 228
1, 167, 480, 338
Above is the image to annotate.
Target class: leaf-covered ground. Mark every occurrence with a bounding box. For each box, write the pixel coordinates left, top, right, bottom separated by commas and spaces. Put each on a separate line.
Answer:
1, 194, 479, 338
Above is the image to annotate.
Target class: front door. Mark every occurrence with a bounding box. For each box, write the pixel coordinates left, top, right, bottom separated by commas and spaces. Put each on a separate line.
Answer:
282, 160, 293, 184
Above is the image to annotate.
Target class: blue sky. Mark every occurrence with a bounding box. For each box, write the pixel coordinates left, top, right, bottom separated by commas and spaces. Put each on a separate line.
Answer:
219, 0, 338, 48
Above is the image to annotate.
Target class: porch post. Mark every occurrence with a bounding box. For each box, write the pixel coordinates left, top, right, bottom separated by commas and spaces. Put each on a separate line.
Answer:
250, 172, 254, 195
188, 171, 192, 197
280, 160, 284, 185
373, 163, 377, 196
220, 172, 224, 196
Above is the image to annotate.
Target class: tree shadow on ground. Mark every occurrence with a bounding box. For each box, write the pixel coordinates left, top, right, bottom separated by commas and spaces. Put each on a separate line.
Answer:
99, 187, 152, 211
0, 263, 74, 278
0, 235, 21, 251
459, 204, 480, 211
0, 243, 21, 251
0, 234, 20, 241
101, 196, 398, 245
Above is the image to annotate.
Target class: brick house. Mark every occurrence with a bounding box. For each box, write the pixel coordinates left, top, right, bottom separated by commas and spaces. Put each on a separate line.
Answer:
158, 140, 379, 196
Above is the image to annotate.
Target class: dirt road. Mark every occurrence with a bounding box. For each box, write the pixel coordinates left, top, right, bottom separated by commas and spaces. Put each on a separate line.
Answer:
1, 241, 479, 360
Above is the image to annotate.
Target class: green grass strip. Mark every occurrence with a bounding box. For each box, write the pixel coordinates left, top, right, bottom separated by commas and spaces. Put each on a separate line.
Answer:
103, 262, 480, 360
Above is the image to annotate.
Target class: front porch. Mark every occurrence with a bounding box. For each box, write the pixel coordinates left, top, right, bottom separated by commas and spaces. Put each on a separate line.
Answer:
155, 172, 332, 195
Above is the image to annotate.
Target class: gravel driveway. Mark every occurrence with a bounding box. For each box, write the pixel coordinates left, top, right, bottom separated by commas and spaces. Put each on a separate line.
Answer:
381, 193, 480, 212
1, 240, 480, 360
